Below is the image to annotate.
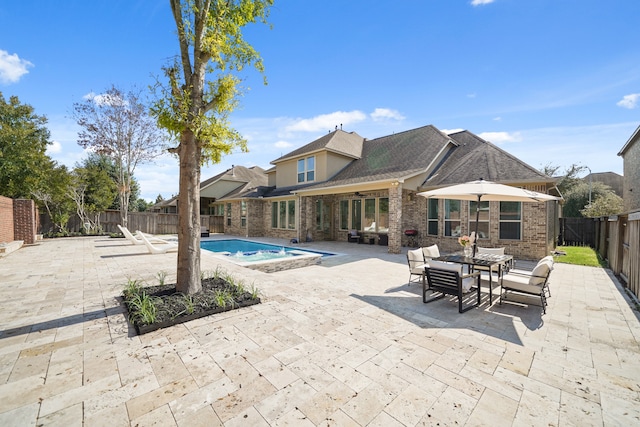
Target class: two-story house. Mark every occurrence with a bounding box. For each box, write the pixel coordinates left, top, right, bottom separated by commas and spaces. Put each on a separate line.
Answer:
208, 124, 560, 260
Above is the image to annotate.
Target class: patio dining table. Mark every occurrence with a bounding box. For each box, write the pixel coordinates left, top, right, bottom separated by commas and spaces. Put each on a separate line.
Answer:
432, 253, 514, 305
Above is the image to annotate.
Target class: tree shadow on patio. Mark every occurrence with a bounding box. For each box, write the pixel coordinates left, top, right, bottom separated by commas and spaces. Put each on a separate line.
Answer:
351, 281, 545, 347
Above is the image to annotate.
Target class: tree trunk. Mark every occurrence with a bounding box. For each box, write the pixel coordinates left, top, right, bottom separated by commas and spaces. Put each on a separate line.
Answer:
176, 129, 202, 295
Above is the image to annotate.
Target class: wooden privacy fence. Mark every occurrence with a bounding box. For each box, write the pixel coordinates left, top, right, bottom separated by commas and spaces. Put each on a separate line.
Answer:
559, 217, 596, 247
40, 210, 225, 235
595, 212, 640, 298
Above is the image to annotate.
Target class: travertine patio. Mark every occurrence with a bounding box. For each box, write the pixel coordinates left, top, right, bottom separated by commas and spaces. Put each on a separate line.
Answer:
0, 236, 639, 426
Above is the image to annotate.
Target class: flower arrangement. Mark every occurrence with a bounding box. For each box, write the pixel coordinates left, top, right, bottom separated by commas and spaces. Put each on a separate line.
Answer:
458, 235, 471, 247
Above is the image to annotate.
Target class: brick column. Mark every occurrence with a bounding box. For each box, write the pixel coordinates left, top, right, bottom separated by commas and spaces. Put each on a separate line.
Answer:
13, 199, 37, 244
388, 181, 402, 254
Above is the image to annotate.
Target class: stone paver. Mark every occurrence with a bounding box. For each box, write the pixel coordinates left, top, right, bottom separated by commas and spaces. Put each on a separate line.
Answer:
1, 235, 640, 426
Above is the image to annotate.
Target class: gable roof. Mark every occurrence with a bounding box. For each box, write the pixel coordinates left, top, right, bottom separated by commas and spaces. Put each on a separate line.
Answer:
423, 131, 554, 187
270, 129, 365, 164
297, 125, 453, 191
618, 124, 640, 156
206, 165, 268, 200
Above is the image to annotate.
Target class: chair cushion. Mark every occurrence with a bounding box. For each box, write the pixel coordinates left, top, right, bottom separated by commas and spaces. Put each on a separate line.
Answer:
528, 262, 550, 286
422, 244, 440, 259
408, 248, 424, 263
502, 273, 543, 294
477, 247, 505, 255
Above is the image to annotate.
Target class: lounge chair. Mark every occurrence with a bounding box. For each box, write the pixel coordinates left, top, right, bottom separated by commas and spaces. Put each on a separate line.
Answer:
137, 231, 178, 254
424, 260, 481, 313
407, 248, 427, 285
499, 256, 553, 313
347, 229, 363, 243
118, 224, 167, 245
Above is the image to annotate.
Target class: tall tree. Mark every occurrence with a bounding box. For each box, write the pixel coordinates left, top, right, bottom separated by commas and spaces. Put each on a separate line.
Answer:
152, 0, 272, 294
73, 86, 165, 227
0, 92, 51, 198
69, 156, 118, 233
32, 160, 75, 235
540, 163, 587, 196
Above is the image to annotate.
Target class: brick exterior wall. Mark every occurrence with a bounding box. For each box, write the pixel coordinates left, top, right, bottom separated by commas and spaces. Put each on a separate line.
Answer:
231, 184, 555, 261
13, 199, 38, 244
0, 197, 37, 244
0, 196, 14, 243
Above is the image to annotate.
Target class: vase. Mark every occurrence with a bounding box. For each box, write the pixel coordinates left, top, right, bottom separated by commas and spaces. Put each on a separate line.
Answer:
464, 246, 472, 257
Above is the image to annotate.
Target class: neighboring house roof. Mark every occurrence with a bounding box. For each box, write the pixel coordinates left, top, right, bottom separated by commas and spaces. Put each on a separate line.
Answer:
298, 125, 452, 191
207, 165, 268, 200
584, 172, 623, 196
424, 131, 555, 187
270, 129, 365, 164
618, 124, 640, 156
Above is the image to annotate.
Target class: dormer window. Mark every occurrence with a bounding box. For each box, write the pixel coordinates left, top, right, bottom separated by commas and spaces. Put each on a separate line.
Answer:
297, 156, 315, 183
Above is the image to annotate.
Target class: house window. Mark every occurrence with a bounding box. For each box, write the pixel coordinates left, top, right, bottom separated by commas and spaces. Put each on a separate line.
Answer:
316, 199, 331, 231
469, 200, 489, 238
351, 199, 362, 231
226, 203, 231, 226
427, 199, 438, 235
272, 200, 296, 229
297, 156, 315, 183
271, 202, 278, 228
378, 198, 389, 233
444, 199, 461, 237
339, 197, 388, 231
364, 199, 376, 231
499, 202, 522, 240
279, 201, 286, 228
339, 200, 349, 230
241, 201, 247, 227
287, 200, 296, 229
213, 204, 224, 216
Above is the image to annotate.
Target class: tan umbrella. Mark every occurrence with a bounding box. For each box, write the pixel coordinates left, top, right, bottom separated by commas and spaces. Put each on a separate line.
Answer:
417, 179, 561, 255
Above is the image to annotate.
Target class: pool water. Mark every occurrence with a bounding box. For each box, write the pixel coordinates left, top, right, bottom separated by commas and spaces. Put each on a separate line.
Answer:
201, 239, 334, 257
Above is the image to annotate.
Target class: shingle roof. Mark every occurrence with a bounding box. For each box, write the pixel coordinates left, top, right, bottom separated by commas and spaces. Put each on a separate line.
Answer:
270, 129, 364, 164
200, 165, 267, 190
300, 125, 452, 190
422, 131, 554, 187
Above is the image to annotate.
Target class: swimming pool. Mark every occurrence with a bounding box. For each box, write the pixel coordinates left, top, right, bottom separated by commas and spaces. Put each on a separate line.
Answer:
201, 238, 335, 273
201, 239, 334, 257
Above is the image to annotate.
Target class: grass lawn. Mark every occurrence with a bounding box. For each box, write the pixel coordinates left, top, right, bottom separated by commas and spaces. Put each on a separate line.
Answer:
555, 245, 607, 268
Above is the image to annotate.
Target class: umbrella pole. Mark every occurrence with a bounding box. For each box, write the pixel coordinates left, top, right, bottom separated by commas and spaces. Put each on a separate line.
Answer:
472, 195, 481, 257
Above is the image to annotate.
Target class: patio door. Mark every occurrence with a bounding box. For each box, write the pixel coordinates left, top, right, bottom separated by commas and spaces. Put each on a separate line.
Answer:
315, 199, 332, 238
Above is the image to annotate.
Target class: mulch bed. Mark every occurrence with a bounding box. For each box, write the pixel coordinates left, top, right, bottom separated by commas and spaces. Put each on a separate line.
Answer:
123, 277, 261, 335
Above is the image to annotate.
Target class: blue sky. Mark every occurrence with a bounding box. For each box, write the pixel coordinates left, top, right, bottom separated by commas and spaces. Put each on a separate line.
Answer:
1, 0, 639, 201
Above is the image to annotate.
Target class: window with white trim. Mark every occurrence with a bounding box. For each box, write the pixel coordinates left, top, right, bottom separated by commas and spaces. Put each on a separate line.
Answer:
271, 200, 296, 229
469, 200, 489, 238
427, 199, 438, 235
499, 201, 522, 240
297, 156, 315, 183
444, 199, 461, 237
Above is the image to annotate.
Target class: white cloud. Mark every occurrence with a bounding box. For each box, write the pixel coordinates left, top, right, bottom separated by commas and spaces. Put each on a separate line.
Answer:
493, 116, 502, 121
467, 93, 477, 98
471, 0, 495, 5
370, 108, 405, 122
285, 110, 367, 132
616, 93, 640, 109
274, 140, 293, 148
0, 50, 33, 84
83, 91, 127, 107
46, 140, 62, 155
478, 131, 522, 144
442, 128, 465, 135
